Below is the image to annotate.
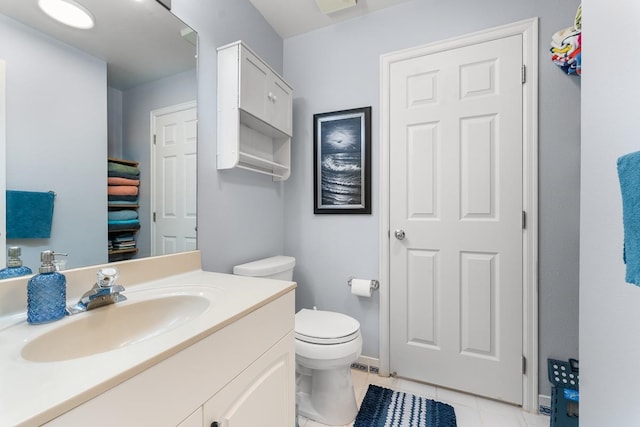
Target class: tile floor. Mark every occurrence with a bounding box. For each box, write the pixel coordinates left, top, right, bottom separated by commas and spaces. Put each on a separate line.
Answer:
298, 369, 550, 427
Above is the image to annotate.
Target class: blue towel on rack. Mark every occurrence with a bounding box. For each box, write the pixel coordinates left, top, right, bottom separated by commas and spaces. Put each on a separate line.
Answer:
617, 151, 640, 285
6, 190, 56, 239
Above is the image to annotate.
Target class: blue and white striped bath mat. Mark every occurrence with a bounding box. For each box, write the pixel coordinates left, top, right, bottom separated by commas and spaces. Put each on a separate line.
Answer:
354, 385, 457, 427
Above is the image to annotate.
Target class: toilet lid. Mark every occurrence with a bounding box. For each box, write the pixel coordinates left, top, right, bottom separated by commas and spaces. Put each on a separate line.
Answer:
295, 309, 360, 345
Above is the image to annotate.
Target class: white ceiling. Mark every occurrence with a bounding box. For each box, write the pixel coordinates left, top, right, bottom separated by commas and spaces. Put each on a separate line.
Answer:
248, 0, 412, 39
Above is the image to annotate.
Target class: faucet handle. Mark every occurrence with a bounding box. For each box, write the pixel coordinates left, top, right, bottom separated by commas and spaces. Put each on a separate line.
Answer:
97, 267, 119, 288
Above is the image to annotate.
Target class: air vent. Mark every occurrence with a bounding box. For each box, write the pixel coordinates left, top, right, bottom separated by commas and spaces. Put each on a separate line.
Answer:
315, 0, 357, 14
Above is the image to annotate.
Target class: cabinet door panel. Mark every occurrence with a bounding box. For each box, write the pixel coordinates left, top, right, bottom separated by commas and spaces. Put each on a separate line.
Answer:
177, 407, 202, 427
204, 332, 295, 427
269, 77, 293, 135
239, 49, 269, 123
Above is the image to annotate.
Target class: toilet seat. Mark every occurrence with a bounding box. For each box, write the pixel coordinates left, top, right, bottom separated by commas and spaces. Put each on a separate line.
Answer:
295, 309, 360, 345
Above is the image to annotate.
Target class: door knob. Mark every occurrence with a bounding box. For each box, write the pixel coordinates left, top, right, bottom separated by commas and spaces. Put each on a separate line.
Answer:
394, 229, 405, 240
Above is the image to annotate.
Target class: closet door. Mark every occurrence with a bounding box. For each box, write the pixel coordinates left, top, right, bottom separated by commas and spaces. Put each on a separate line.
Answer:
389, 33, 524, 404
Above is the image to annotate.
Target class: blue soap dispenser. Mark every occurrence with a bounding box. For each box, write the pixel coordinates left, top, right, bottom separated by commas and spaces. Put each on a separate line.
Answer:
27, 250, 66, 324
0, 246, 32, 279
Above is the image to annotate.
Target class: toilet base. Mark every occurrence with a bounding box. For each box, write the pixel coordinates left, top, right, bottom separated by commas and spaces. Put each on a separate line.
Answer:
296, 364, 358, 426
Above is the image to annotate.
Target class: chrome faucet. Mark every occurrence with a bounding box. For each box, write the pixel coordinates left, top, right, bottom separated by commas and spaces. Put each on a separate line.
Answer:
66, 267, 127, 315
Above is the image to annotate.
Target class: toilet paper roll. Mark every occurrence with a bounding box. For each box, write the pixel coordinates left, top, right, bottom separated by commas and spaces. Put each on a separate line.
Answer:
351, 278, 372, 297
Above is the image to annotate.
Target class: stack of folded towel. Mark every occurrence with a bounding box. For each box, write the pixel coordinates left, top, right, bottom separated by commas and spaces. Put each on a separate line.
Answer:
108, 159, 141, 233
551, 4, 581, 76
111, 234, 137, 251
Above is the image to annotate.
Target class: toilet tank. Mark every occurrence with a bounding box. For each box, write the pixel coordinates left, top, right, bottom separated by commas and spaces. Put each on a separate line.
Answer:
233, 256, 296, 281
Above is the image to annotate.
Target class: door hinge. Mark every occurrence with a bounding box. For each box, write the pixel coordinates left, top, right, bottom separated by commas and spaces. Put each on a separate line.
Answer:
522, 355, 527, 375
522, 211, 526, 230
153, 134, 157, 145
521, 65, 526, 84
153, 212, 156, 222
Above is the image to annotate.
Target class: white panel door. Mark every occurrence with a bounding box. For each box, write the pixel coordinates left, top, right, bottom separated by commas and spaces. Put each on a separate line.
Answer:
153, 104, 197, 256
389, 35, 524, 404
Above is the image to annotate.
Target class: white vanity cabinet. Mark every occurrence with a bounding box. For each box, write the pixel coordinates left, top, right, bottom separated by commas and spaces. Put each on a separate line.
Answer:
45, 291, 295, 427
217, 41, 293, 181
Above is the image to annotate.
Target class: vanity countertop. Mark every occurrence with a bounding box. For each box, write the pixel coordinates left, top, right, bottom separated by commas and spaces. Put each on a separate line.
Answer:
0, 253, 295, 427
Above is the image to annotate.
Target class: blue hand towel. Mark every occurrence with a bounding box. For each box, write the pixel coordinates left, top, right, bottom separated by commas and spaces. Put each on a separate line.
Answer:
6, 190, 56, 239
617, 151, 640, 285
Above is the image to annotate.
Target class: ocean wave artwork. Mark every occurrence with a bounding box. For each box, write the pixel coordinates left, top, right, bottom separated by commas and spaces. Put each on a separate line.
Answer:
319, 115, 364, 207
322, 152, 362, 205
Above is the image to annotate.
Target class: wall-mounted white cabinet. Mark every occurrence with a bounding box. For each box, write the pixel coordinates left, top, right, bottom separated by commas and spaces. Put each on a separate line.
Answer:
217, 41, 293, 181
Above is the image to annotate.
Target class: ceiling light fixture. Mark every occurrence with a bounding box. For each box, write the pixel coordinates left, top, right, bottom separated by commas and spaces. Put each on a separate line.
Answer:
38, 0, 95, 30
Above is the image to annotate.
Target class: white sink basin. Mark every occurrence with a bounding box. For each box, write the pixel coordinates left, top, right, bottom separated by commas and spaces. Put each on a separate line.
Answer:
22, 293, 210, 362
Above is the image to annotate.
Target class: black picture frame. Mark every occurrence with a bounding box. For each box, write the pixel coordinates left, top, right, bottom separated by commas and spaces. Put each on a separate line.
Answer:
313, 106, 372, 214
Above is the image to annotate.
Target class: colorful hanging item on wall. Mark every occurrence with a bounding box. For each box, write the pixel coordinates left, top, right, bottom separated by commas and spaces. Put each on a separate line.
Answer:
551, 4, 582, 76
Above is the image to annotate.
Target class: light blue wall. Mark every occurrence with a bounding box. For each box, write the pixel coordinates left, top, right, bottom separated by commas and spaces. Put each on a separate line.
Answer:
0, 14, 107, 270
283, 0, 581, 396
171, 0, 287, 273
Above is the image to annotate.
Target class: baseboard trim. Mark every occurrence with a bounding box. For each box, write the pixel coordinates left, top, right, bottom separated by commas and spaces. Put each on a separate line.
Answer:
351, 355, 380, 374
539, 394, 551, 415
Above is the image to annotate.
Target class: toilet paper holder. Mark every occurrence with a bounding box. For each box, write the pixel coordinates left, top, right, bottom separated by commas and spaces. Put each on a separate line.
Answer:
347, 277, 379, 291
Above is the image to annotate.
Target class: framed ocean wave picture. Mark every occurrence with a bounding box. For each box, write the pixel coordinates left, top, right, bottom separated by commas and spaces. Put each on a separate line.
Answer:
313, 106, 371, 214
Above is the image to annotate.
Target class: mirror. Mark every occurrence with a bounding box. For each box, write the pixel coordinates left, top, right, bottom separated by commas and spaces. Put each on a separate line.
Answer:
0, 0, 197, 271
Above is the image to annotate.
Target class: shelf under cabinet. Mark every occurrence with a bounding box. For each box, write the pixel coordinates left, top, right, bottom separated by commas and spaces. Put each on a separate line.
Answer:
237, 151, 289, 179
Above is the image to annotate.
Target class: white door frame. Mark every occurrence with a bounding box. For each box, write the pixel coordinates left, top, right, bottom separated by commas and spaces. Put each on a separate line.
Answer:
379, 18, 539, 411
150, 100, 197, 255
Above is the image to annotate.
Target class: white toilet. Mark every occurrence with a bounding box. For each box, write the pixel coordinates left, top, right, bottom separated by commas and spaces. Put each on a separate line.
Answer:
233, 256, 363, 426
